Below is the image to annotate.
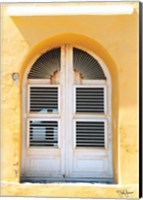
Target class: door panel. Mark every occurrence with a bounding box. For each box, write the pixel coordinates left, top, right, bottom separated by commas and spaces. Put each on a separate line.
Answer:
25, 151, 62, 177
70, 150, 112, 178
68, 119, 112, 178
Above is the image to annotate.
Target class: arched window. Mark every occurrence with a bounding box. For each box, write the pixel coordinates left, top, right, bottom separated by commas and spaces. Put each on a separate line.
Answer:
21, 45, 113, 183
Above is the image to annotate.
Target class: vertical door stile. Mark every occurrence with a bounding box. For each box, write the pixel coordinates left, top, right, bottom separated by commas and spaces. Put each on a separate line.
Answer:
21, 81, 27, 177
60, 45, 66, 177
65, 44, 69, 177
65, 45, 74, 177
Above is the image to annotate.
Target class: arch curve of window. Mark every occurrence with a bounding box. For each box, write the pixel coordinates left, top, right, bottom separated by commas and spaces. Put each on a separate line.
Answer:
27, 47, 107, 81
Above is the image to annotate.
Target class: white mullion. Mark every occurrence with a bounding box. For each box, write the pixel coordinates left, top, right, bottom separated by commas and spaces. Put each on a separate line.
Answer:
27, 85, 30, 114
73, 120, 76, 148
73, 114, 108, 120
27, 119, 30, 148
58, 84, 61, 116
65, 44, 70, 177
82, 80, 106, 85
60, 45, 66, 176
28, 113, 61, 118
58, 119, 61, 149
66, 44, 74, 177
74, 84, 106, 88
28, 79, 51, 84
73, 86, 76, 115
104, 85, 107, 115
104, 120, 108, 149
73, 118, 107, 122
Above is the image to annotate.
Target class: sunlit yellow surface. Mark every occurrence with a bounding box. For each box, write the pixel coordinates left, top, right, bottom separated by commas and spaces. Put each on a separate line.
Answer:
1, 2, 139, 198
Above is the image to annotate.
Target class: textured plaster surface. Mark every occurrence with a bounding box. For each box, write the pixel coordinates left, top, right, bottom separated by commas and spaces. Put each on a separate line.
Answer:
1, 182, 139, 198
1, 2, 139, 198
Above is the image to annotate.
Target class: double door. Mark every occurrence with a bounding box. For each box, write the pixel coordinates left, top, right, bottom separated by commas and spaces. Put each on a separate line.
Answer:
21, 45, 113, 181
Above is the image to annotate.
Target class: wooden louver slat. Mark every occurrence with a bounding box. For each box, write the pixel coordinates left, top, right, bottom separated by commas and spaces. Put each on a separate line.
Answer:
76, 121, 105, 148
29, 120, 58, 147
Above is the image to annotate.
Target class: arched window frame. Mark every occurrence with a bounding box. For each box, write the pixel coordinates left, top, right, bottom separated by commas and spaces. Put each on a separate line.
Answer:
21, 44, 113, 181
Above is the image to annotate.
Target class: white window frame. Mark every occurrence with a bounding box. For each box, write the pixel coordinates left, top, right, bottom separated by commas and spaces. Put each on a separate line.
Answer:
21, 44, 113, 181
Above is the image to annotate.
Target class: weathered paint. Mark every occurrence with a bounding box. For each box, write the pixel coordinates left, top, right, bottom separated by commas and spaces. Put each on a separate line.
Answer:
1, 2, 139, 198
1, 182, 139, 198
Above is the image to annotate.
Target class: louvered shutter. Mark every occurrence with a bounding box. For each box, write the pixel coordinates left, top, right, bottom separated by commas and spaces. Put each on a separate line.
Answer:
27, 48, 60, 148
76, 87, 104, 113
29, 86, 59, 113
73, 48, 107, 148
28, 85, 59, 147
75, 85, 106, 148
76, 121, 105, 148
29, 120, 58, 147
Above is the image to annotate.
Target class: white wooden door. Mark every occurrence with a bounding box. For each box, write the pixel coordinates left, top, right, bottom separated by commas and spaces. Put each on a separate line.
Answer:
21, 45, 113, 181
65, 45, 113, 180
21, 47, 65, 179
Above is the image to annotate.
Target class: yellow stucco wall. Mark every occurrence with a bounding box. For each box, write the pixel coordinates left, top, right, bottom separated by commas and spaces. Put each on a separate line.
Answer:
1, 2, 139, 198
